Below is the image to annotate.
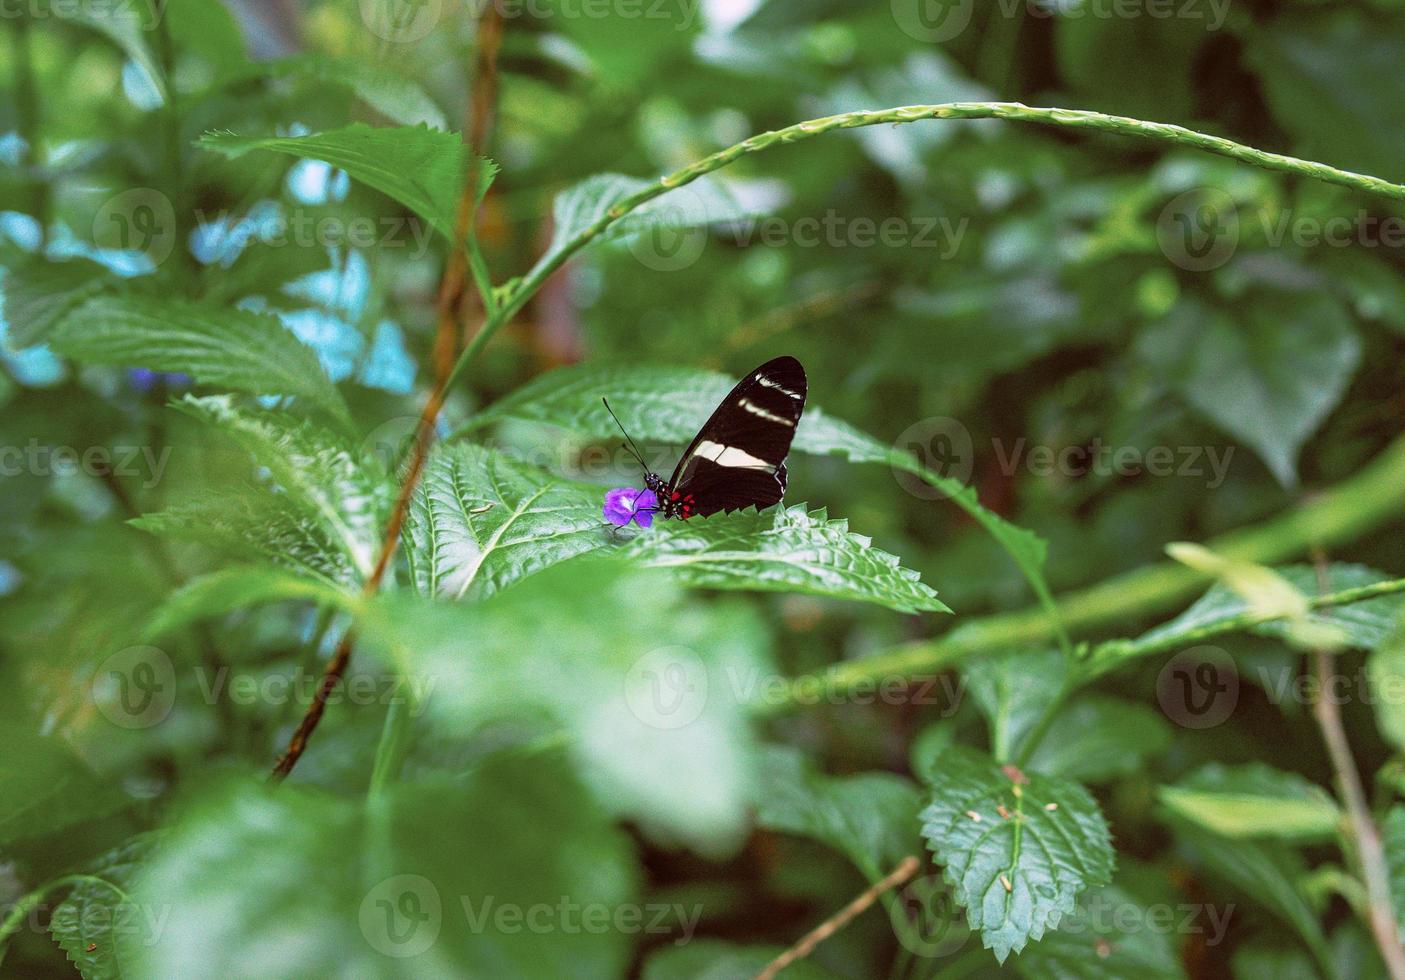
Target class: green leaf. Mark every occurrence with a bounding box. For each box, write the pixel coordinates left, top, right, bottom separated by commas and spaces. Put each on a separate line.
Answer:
462, 360, 883, 463
643, 940, 844, 980
1384, 805, 1405, 934
45, 0, 165, 104
623, 504, 948, 615
133, 490, 359, 587
1166, 817, 1332, 972
1025, 698, 1173, 784
404, 443, 604, 601
49, 834, 159, 980
120, 753, 638, 977
1246, 7, 1405, 182
754, 745, 922, 881
199, 125, 496, 240
144, 565, 352, 640
963, 649, 1067, 762
1370, 614, 1405, 753
528, 175, 760, 284
250, 55, 447, 129
461, 359, 1039, 607
162, 397, 390, 582
360, 560, 773, 857
408, 444, 944, 613
1013, 885, 1187, 980
1138, 293, 1360, 487
50, 296, 351, 425
919, 747, 1115, 962
1158, 763, 1341, 843
540, 0, 698, 85
0, 258, 117, 350
1140, 563, 1405, 653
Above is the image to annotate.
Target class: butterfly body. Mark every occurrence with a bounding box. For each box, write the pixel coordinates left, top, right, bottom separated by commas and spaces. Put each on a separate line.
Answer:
623, 355, 807, 522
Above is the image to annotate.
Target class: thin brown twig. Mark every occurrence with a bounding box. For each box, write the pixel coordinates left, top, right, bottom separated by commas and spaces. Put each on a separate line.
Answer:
271, 7, 504, 780
1309, 551, 1405, 979
754, 856, 920, 980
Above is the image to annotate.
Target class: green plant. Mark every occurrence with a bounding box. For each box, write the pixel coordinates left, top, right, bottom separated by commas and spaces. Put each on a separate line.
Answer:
5, 2, 1405, 977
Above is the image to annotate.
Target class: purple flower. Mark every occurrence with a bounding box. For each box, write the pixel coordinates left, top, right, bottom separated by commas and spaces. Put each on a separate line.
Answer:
603, 487, 658, 528
128, 368, 192, 392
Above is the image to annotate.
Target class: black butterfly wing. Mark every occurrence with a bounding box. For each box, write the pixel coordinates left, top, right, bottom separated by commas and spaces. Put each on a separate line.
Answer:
666, 356, 807, 517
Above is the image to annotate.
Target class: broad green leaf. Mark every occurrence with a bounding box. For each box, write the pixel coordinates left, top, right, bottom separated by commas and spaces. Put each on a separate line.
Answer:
120, 753, 638, 977
248, 55, 446, 129
50, 296, 350, 425
360, 560, 772, 857
1165, 818, 1331, 970
643, 940, 843, 980
133, 490, 360, 587
919, 747, 1115, 962
1158, 763, 1341, 843
163, 397, 390, 582
1013, 885, 1187, 980
527, 175, 760, 285
407, 444, 945, 613
963, 649, 1067, 762
404, 443, 603, 601
1025, 698, 1172, 784
1384, 805, 1405, 933
1369, 614, 1405, 752
623, 504, 948, 615
1137, 564, 1405, 655
49, 833, 159, 980
1138, 294, 1360, 487
0, 258, 117, 349
144, 565, 353, 640
754, 745, 922, 880
199, 125, 496, 240
1246, 7, 1405, 182
461, 360, 1038, 607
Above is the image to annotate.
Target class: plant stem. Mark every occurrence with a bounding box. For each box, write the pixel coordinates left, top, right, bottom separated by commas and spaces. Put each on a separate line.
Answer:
270, 5, 504, 780
755, 856, 920, 980
1308, 556, 1405, 979
755, 432, 1405, 712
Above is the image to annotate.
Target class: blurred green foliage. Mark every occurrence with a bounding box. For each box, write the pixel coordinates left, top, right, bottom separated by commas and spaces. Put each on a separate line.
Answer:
4, 0, 1405, 977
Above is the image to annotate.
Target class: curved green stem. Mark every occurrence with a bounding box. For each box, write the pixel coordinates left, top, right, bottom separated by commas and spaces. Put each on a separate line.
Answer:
444, 100, 1405, 394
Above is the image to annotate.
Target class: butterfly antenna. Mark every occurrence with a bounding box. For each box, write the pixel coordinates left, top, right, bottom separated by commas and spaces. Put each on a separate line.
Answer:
601, 397, 648, 469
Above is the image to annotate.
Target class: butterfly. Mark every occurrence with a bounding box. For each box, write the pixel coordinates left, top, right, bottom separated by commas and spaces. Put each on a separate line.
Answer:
602, 355, 807, 528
